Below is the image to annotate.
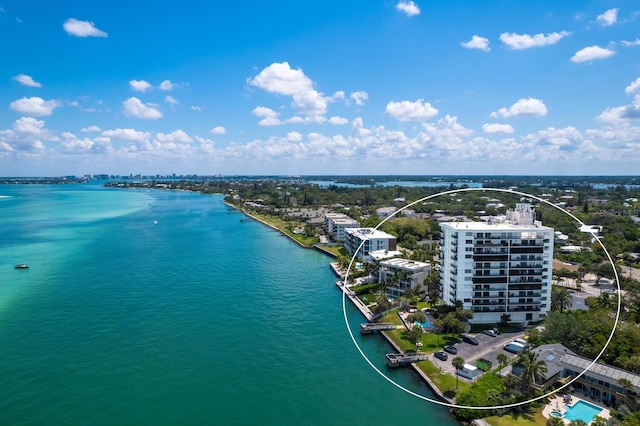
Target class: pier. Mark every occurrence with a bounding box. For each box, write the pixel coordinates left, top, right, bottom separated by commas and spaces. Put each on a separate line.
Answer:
360, 323, 397, 334
386, 352, 429, 368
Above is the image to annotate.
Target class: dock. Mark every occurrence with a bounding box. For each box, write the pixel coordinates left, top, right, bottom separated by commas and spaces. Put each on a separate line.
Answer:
386, 352, 429, 368
360, 323, 397, 334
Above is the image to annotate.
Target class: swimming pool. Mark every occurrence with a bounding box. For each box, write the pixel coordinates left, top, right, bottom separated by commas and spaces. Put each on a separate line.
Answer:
415, 320, 435, 328
564, 400, 603, 424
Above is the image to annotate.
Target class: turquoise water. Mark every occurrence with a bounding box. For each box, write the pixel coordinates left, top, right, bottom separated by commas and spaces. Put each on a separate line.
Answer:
415, 320, 435, 328
564, 400, 603, 424
0, 183, 458, 425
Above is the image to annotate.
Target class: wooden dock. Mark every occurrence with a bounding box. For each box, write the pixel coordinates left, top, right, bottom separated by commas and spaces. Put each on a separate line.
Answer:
386, 352, 429, 368
360, 323, 397, 334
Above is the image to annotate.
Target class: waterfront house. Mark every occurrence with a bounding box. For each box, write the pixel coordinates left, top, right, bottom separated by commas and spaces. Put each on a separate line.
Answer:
378, 258, 431, 297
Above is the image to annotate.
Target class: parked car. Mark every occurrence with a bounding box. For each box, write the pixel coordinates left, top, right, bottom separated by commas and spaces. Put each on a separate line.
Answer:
483, 329, 497, 337
462, 334, 479, 345
491, 327, 501, 335
434, 350, 448, 361
443, 345, 458, 354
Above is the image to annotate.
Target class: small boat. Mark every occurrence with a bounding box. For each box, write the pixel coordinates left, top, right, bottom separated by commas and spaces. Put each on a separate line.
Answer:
14, 263, 29, 269
153, 220, 158, 225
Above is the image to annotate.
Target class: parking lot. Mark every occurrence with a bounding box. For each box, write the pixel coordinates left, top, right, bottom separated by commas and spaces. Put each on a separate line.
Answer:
430, 329, 526, 375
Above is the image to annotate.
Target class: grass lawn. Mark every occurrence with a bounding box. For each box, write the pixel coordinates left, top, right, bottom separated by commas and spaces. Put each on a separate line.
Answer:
483, 409, 547, 426
316, 245, 347, 257
418, 360, 470, 397
249, 212, 318, 246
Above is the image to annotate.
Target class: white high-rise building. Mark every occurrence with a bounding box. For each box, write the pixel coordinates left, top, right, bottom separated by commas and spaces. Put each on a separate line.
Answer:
439, 204, 554, 324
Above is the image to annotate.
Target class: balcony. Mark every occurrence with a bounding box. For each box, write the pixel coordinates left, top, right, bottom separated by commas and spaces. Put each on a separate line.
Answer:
472, 306, 506, 313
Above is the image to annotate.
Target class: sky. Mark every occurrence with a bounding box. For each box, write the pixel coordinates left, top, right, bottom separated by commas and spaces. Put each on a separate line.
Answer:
1, 0, 640, 177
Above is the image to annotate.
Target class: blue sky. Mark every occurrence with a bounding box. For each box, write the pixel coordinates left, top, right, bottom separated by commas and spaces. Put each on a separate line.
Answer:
1, 1, 639, 176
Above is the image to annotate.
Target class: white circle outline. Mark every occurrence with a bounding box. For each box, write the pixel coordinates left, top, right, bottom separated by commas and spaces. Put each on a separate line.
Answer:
342, 187, 621, 410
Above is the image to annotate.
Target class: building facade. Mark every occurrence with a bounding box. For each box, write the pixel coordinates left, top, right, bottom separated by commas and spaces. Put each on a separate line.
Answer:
439, 204, 554, 324
378, 258, 431, 297
344, 228, 397, 261
324, 213, 360, 242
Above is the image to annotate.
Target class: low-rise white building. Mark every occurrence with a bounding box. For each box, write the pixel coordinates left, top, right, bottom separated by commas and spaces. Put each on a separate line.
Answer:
324, 213, 360, 241
344, 228, 397, 261
378, 258, 431, 297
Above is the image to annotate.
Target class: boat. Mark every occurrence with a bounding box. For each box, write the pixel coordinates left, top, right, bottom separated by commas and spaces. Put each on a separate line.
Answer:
14, 263, 29, 269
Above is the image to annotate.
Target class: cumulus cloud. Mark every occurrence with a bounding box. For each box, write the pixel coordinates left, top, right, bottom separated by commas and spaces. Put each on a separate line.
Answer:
129, 80, 152, 92
622, 39, 640, 47
164, 95, 179, 105
155, 130, 192, 144
159, 80, 174, 90
482, 123, 515, 134
10, 97, 60, 116
12, 74, 42, 88
210, 126, 226, 135
248, 62, 328, 121
626, 78, 640, 94
596, 8, 618, 26
102, 128, 151, 142
81, 125, 102, 132
385, 99, 438, 121
190, 106, 202, 111
122, 97, 162, 119
523, 126, 584, 151
570, 46, 616, 63
350, 91, 369, 106
490, 98, 547, 118
461, 35, 490, 52
286, 131, 303, 142
499, 31, 571, 50
12, 117, 47, 136
63, 18, 108, 37
395, 1, 420, 16
252, 106, 281, 126
328, 116, 349, 125
597, 94, 640, 122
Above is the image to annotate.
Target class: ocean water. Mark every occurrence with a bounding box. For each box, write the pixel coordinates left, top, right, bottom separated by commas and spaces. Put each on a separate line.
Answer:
0, 183, 458, 425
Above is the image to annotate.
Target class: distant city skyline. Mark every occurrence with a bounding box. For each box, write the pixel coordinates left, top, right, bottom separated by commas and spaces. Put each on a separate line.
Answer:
1, 1, 639, 176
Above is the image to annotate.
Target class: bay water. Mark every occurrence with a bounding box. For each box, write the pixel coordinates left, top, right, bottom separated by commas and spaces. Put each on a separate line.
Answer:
0, 183, 458, 425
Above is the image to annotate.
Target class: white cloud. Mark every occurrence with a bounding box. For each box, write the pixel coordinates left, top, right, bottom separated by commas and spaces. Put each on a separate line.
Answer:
596, 8, 618, 26
122, 97, 162, 119
129, 80, 152, 92
499, 31, 571, 50
159, 80, 174, 90
626, 78, 640, 94
350, 91, 369, 106
571, 46, 616, 63
248, 62, 328, 120
461, 35, 490, 52
252, 106, 281, 126
328, 116, 349, 125
10, 97, 60, 116
155, 130, 192, 144
164, 95, 179, 105
102, 128, 151, 142
190, 106, 202, 111
622, 39, 640, 47
62, 18, 108, 37
81, 125, 102, 132
395, 1, 420, 17
385, 99, 438, 121
523, 126, 584, 151
482, 123, 515, 134
12, 117, 47, 136
597, 94, 640, 122
286, 131, 303, 142
329, 91, 345, 102
210, 126, 226, 135
12, 74, 42, 88
490, 98, 547, 118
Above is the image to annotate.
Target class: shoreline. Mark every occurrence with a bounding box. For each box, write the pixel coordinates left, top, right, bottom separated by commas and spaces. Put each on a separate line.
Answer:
225, 199, 455, 408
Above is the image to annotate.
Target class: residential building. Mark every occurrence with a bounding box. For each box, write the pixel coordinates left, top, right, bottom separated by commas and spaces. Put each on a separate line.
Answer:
324, 213, 360, 241
508, 344, 639, 409
376, 206, 397, 219
344, 228, 397, 261
378, 258, 431, 297
439, 203, 554, 324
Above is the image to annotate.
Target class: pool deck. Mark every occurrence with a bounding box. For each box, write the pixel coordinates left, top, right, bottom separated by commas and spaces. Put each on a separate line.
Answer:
542, 395, 611, 425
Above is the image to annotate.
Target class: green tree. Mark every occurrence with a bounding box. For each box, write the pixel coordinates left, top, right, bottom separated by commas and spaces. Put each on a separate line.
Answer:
568, 420, 588, 426
497, 353, 508, 367
590, 416, 607, 426
452, 356, 465, 389
513, 351, 547, 395
551, 286, 573, 313
546, 417, 564, 426
407, 324, 423, 344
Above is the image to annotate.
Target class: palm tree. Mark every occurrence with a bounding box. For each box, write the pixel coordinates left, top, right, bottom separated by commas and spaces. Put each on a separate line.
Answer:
497, 353, 508, 367
568, 420, 588, 426
546, 417, 564, 426
451, 356, 465, 389
551, 286, 573, 313
513, 351, 547, 395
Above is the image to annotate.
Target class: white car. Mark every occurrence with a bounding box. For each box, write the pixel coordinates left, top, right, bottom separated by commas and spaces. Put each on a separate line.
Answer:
483, 329, 497, 337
